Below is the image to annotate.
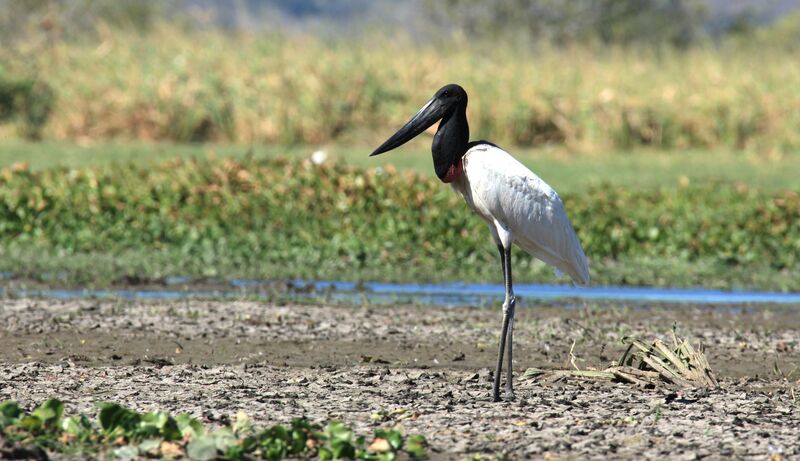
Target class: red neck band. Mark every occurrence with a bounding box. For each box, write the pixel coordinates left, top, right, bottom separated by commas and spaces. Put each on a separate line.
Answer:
441, 158, 464, 183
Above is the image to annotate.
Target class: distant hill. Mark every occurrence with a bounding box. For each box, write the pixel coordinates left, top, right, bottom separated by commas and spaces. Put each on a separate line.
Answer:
706, 0, 800, 33
181, 0, 416, 31
182, 0, 800, 34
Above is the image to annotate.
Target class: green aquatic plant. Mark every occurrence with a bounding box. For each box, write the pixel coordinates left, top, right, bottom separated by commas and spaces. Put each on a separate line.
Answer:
0, 399, 428, 460
0, 156, 797, 289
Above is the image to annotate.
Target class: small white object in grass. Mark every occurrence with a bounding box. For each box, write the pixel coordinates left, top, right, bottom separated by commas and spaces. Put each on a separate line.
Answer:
311, 150, 328, 165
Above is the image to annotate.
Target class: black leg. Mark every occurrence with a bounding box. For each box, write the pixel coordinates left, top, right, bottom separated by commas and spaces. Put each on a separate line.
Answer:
493, 245, 516, 402
497, 244, 506, 279
503, 246, 516, 399
505, 298, 516, 399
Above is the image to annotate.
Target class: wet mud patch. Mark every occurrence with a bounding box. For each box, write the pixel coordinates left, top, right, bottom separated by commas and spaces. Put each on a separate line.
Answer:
1, 299, 799, 458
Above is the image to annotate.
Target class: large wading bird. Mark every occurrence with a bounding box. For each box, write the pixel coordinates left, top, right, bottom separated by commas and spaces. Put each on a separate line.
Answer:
371, 84, 590, 401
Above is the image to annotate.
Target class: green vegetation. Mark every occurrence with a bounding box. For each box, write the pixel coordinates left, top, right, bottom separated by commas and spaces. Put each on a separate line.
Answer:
0, 399, 427, 460
2, 24, 800, 152
2, 141, 799, 194
0, 4, 797, 292
0, 156, 796, 290
0, 69, 53, 140
426, 0, 708, 47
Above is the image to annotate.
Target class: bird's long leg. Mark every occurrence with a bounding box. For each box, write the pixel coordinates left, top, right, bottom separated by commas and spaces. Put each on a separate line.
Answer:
497, 244, 507, 288
503, 246, 516, 399
493, 244, 515, 402
505, 316, 514, 398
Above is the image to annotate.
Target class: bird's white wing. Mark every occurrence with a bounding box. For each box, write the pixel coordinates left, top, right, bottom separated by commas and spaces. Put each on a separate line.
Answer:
459, 144, 590, 285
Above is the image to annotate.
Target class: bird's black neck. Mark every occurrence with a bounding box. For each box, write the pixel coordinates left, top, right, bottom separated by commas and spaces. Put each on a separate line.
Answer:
432, 102, 469, 181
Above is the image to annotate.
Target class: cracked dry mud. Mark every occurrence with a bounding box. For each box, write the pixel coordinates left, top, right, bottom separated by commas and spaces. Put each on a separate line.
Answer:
1, 298, 799, 459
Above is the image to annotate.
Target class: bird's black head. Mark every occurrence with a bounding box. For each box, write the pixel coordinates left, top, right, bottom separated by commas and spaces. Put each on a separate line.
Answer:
434, 83, 467, 110
370, 83, 468, 157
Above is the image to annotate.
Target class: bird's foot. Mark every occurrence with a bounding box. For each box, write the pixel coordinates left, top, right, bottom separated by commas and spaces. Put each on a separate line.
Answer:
491, 388, 515, 402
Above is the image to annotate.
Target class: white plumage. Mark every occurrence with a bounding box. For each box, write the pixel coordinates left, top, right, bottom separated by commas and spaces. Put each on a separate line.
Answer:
450, 144, 590, 286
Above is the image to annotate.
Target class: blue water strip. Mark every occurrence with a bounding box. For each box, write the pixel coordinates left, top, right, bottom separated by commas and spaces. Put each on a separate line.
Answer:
1, 279, 799, 306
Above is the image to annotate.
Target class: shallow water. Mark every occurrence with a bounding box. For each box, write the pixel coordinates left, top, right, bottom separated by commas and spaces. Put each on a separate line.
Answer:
3, 279, 800, 307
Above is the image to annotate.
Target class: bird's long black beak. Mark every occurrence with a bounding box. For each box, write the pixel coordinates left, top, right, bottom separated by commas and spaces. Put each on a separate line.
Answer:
370, 96, 446, 156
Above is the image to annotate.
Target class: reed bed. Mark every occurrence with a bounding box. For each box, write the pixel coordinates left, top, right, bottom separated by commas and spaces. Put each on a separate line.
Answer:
3, 26, 800, 152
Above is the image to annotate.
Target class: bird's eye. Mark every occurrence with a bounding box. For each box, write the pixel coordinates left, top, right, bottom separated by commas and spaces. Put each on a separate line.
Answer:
442, 90, 450, 97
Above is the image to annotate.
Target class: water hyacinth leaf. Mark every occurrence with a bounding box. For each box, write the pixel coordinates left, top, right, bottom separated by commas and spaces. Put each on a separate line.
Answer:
176, 413, 205, 438
139, 411, 181, 440
62, 414, 93, 438
0, 401, 22, 427
289, 418, 314, 454
227, 436, 257, 460
260, 425, 292, 459
31, 398, 64, 429
0, 397, 427, 460
223, 444, 247, 461
374, 429, 403, 450
348, 434, 366, 460
322, 421, 356, 459
137, 438, 163, 455
368, 437, 391, 453
261, 442, 288, 460
405, 434, 428, 459
325, 421, 353, 444
212, 427, 238, 451
113, 445, 140, 459
17, 414, 44, 432
232, 410, 252, 435
98, 402, 141, 437
186, 435, 218, 461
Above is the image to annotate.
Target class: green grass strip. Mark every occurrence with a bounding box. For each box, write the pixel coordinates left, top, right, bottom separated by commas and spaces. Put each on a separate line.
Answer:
0, 156, 797, 290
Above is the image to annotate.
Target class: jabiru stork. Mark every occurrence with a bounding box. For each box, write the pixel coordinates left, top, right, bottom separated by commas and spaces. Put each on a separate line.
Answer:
371, 83, 590, 401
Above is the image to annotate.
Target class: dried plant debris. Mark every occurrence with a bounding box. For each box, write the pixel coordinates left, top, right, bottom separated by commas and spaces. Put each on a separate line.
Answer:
524, 330, 718, 388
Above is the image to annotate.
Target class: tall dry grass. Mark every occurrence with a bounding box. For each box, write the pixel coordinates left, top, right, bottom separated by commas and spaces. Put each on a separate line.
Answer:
3, 25, 800, 152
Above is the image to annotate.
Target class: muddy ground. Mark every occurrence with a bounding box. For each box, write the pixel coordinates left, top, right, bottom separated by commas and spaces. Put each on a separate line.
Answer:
1, 298, 799, 459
